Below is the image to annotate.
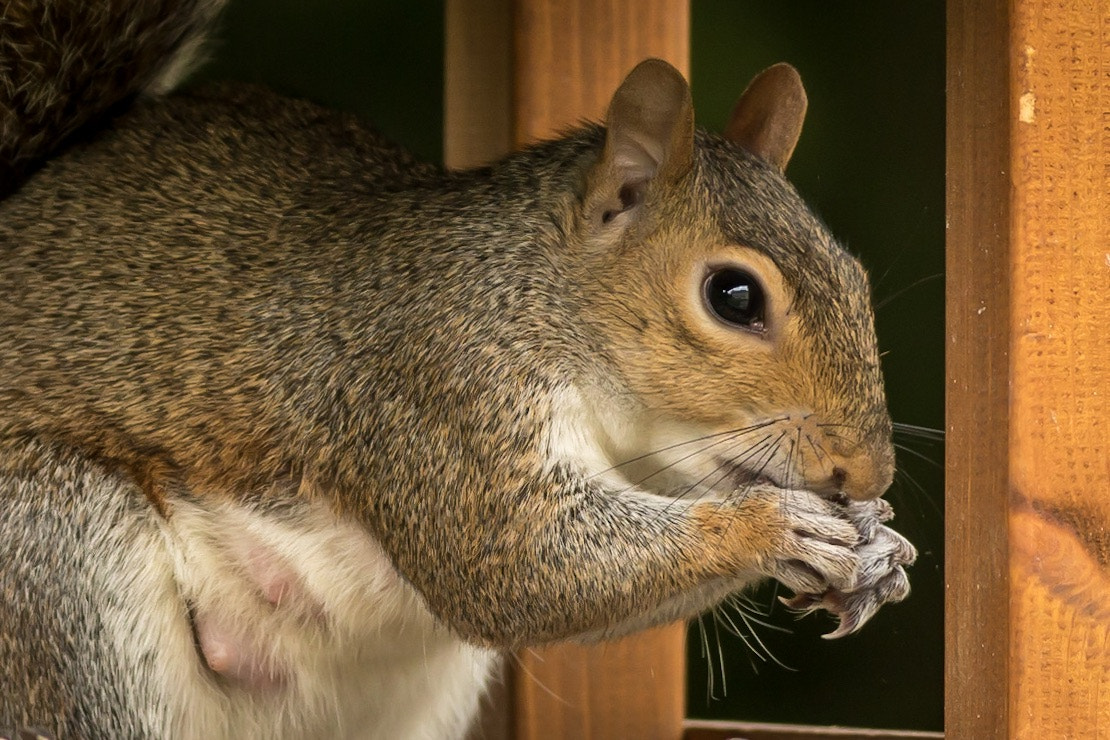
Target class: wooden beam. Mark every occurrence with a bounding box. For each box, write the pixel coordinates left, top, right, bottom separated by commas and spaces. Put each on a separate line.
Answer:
446, 2, 689, 738
945, 1, 1012, 736
444, 0, 513, 169
511, 0, 689, 146
684, 720, 943, 740
515, 624, 687, 739
1008, 0, 1110, 735
509, 2, 688, 736
950, 0, 1110, 735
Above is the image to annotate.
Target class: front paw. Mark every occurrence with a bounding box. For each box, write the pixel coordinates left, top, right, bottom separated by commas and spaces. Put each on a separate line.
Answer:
778, 497, 917, 638
756, 489, 864, 597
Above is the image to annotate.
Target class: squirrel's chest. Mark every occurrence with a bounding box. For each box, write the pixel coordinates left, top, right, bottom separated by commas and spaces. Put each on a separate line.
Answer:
142, 496, 497, 739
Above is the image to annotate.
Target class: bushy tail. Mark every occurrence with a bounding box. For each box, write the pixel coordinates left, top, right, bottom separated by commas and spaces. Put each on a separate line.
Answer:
0, 0, 227, 195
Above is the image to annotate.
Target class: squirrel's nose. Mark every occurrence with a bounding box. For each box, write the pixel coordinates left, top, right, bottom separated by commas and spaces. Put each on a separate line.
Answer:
833, 452, 894, 501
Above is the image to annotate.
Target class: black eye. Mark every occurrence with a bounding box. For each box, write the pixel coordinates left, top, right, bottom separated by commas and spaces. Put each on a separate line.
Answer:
705, 268, 767, 330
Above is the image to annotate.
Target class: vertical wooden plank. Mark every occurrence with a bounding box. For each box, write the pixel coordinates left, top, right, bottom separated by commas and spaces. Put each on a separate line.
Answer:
945, 1, 1012, 737
445, 6, 516, 737
515, 624, 687, 739
444, 0, 513, 169
510, 3, 688, 737
447, 2, 689, 738
511, 0, 689, 146
1009, 1, 1110, 735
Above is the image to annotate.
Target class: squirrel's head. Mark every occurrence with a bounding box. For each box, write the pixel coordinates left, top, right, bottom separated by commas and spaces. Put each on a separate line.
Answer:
571, 59, 893, 502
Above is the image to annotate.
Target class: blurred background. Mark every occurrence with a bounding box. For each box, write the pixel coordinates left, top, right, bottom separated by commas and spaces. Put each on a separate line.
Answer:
198, 1, 944, 731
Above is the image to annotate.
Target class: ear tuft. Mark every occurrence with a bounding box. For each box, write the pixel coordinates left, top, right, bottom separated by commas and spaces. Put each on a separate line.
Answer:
724, 63, 808, 172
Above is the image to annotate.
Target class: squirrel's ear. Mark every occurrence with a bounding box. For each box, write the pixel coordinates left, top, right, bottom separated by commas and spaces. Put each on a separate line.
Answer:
588, 59, 694, 227
724, 63, 807, 172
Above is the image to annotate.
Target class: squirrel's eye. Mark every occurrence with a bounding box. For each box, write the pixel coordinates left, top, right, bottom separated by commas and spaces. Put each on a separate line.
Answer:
705, 268, 766, 331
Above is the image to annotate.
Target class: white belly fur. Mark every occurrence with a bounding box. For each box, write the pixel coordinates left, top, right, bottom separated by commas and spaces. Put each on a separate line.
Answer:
104, 492, 497, 739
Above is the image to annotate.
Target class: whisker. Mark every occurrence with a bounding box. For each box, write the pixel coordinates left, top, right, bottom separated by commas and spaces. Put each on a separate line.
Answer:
726, 603, 794, 671
505, 649, 570, 707
615, 427, 771, 494
728, 432, 785, 498
591, 417, 788, 478
892, 466, 942, 518
695, 613, 716, 702
648, 437, 774, 528
711, 437, 784, 545
791, 428, 803, 488
871, 250, 903, 293
715, 607, 765, 668
717, 437, 783, 538
714, 601, 750, 639
712, 609, 728, 697
894, 441, 943, 469
651, 434, 779, 533
822, 430, 864, 452
873, 272, 943, 310
805, 433, 831, 465
670, 432, 778, 505
893, 421, 944, 437
721, 595, 795, 670
725, 595, 791, 632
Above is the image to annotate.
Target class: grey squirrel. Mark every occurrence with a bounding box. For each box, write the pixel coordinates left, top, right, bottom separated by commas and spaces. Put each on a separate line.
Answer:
0, 2, 916, 738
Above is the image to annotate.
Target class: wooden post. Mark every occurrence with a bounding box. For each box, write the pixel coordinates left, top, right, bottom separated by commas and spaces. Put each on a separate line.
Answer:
1008, 0, 1110, 735
945, 1, 1011, 736
949, 1, 1110, 736
446, 1, 690, 738
509, 4, 688, 737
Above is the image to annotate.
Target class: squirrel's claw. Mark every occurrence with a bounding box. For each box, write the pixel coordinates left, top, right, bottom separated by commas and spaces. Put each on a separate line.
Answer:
777, 496, 917, 639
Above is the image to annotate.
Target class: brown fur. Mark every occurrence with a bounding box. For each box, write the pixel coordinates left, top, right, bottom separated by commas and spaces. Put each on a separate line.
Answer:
0, 74, 899, 641
0, 0, 225, 195
0, 6, 914, 735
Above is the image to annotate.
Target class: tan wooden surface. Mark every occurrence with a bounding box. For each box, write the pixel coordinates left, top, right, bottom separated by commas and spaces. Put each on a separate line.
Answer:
945, 0, 1012, 737
1008, 0, 1110, 735
511, 0, 689, 147
510, 5, 689, 735
447, 1, 690, 738
514, 623, 687, 740
949, 1, 1110, 737
683, 720, 943, 740
444, 0, 512, 169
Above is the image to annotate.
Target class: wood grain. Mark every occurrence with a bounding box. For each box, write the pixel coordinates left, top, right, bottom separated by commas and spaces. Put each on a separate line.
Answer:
1008, 0, 1110, 735
511, 0, 689, 146
514, 623, 687, 740
444, 0, 513, 169
683, 719, 943, 740
945, 1, 1012, 736
447, 2, 690, 738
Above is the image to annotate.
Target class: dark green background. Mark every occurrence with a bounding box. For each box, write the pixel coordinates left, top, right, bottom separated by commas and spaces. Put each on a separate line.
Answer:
686, 4, 944, 732
198, 1, 944, 731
